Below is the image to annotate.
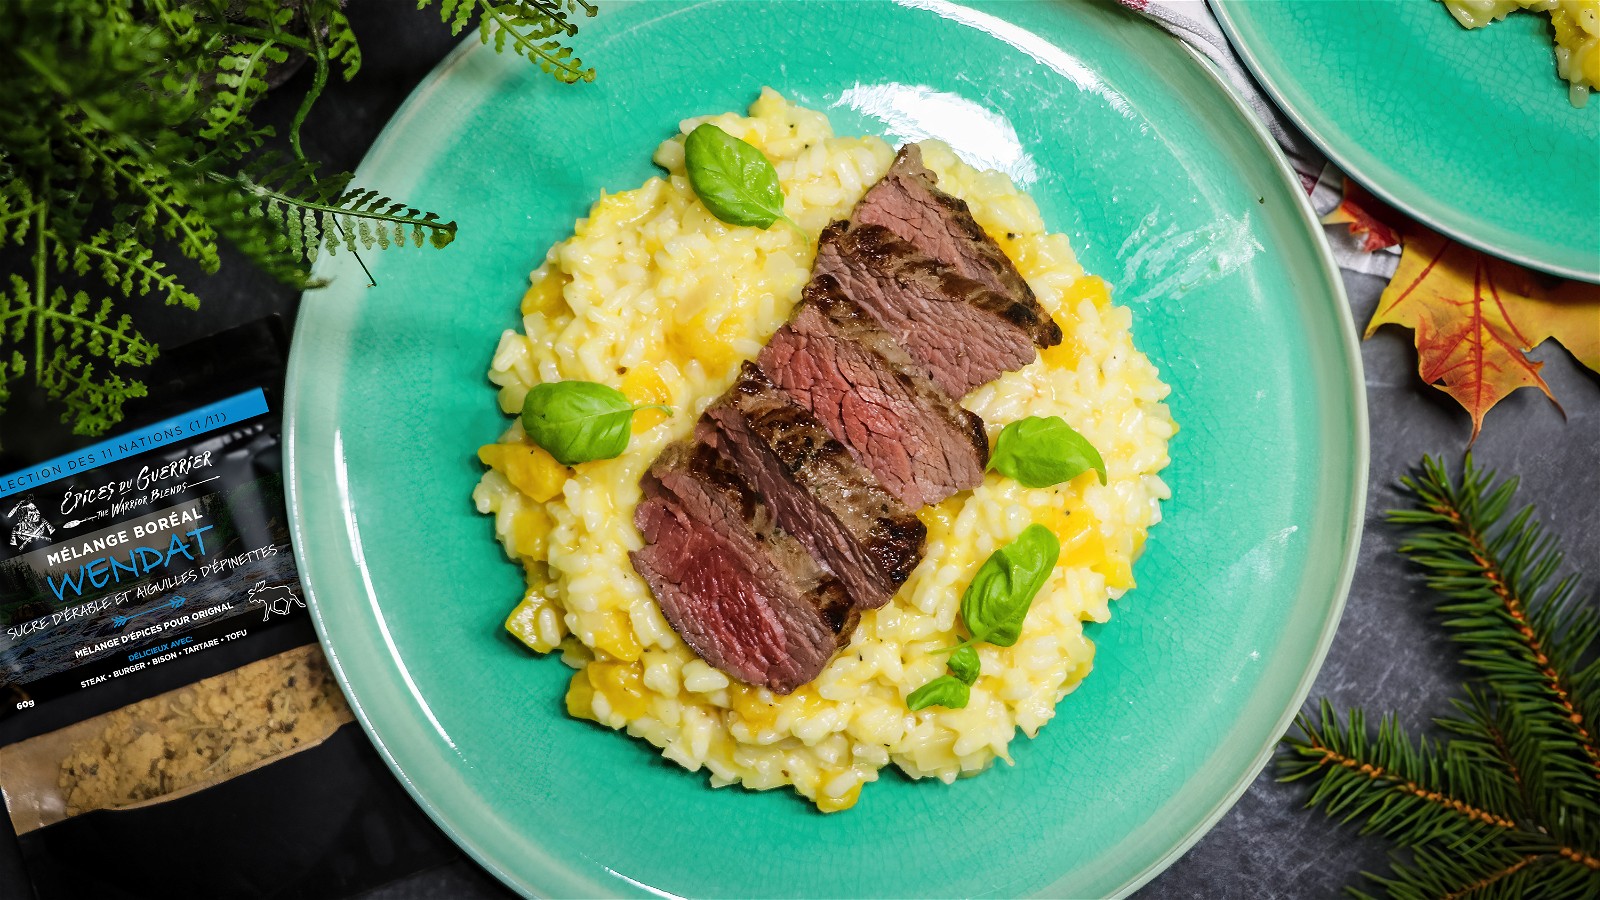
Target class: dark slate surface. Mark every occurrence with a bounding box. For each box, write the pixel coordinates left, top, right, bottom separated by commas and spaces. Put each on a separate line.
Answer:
3, 2, 1595, 897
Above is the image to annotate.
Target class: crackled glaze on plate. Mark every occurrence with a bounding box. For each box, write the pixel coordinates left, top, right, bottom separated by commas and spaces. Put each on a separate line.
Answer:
1214, 0, 1600, 282
284, 1, 1366, 896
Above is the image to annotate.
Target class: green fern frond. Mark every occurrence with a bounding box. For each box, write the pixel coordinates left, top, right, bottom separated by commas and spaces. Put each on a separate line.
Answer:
145, 0, 201, 42
426, 0, 597, 83
0, 350, 23, 412
37, 345, 150, 437
0, 176, 39, 245
234, 152, 456, 260
433, 0, 481, 36
323, 5, 363, 80
58, 228, 200, 309
0, 0, 597, 437
224, 0, 300, 37
190, 123, 275, 169
71, 127, 223, 272
1, 275, 30, 345
181, 166, 305, 284
41, 288, 158, 369
202, 39, 289, 141
288, 0, 337, 161
11, 278, 162, 434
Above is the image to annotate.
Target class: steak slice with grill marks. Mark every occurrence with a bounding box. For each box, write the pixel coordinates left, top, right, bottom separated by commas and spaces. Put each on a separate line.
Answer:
758, 276, 988, 509
851, 144, 1061, 350
815, 221, 1041, 397
701, 361, 926, 610
630, 441, 858, 694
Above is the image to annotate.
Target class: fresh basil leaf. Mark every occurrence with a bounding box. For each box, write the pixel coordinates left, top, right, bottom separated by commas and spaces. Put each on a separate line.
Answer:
959, 524, 1060, 648
520, 381, 669, 466
947, 645, 981, 686
987, 416, 1107, 488
683, 123, 795, 230
906, 674, 970, 711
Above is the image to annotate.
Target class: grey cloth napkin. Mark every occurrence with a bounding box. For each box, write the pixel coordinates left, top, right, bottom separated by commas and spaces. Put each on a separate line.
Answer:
1121, 0, 1403, 279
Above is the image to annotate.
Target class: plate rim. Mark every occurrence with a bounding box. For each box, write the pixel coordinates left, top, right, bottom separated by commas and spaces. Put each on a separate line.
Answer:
284, 8, 1369, 898
283, 31, 544, 899
1102, 36, 1367, 900
1211, 0, 1600, 284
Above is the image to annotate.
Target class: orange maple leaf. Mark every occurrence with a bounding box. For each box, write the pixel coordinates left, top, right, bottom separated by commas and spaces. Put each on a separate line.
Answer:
1367, 225, 1600, 442
1323, 180, 1402, 252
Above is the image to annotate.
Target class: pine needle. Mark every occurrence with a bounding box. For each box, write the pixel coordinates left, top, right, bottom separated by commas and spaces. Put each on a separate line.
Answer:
1281, 455, 1600, 897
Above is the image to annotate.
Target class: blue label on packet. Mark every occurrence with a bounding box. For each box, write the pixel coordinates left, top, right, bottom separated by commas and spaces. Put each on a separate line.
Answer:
0, 389, 269, 500
0, 320, 304, 718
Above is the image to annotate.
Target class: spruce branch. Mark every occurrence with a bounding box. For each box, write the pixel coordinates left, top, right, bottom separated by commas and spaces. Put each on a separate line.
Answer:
1438, 688, 1536, 825
1356, 844, 1589, 900
1281, 455, 1600, 897
1433, 852, 1542, 900
1393, 456, 1600, 799
1281, 701, 1521, 849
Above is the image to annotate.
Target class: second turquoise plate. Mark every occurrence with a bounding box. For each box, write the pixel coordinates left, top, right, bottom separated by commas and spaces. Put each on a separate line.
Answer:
1214, 0, 1600, 282
285, 1, 1366, 896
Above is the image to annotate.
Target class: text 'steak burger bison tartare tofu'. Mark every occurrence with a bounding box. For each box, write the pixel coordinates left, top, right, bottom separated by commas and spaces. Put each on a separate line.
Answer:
474, 91, 1176, 812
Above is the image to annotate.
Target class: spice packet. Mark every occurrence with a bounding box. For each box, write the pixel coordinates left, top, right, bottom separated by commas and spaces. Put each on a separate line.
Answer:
0, 318, 313, 748
0, 318, 456, 898
0, 644, 352, 834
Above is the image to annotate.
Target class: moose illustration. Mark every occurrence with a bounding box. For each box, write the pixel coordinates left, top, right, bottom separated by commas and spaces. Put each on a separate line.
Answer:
6, 498, 54, 550
247, 581, 305, 621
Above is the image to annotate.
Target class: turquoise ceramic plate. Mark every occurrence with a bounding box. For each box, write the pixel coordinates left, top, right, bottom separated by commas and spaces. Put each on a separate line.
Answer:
1213, 0, 1600, 283
285, 1, 1366, 896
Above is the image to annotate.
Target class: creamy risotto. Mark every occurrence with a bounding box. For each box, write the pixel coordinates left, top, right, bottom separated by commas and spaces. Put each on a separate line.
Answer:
472, 90, 1175, 811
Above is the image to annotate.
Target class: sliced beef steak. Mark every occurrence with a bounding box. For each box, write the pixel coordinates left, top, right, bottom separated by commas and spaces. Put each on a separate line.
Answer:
629, 144, 1074, 693
815, 221, 1041, 397
631, 442, 857, 694
851, 144, 1061, 350
701, 362, 926, 610
758, 277, 988, 508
